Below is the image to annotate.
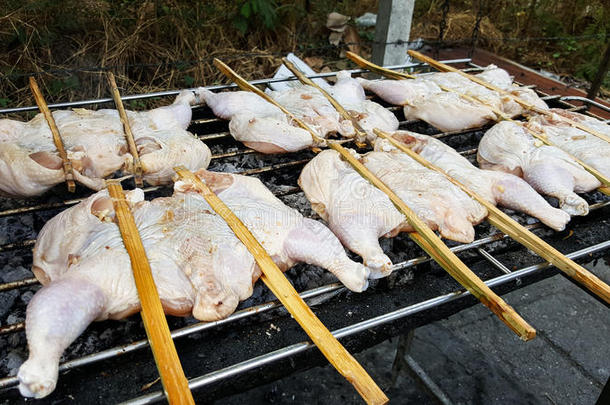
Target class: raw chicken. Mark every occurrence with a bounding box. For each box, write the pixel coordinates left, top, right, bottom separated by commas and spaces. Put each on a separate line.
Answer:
268, 85, 355, 138
357, 65, 548, 132
478, 121, 601, 215
200, 86, 346, 153
328, 71, 399, 142
0, 90, 211, 197
18, 169, 369, 398
374, 131, 570, 231
298, 148, 486, 277
526, 108, 610, 177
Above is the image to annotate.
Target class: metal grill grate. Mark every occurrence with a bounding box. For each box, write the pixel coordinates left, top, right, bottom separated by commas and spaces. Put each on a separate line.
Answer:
0, 58, 608, 403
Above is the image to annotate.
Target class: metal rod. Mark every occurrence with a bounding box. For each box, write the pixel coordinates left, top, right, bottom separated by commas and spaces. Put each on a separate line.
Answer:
477, 248, 512, 275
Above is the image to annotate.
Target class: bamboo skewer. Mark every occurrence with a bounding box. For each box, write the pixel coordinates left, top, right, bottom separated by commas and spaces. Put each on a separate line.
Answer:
106, 180, 194, 405
106, 72, 144, 187
344, 52, 610, 301
216, 58, 535, 341
345, 52, 610, 193
28, 77, 76, 192
374, 129, 610, 305
407, 50, 610, 144
281, 58, 368, 146
173, 167, 388, 405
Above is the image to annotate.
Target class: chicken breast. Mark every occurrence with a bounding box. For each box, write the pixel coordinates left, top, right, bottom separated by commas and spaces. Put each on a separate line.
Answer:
298, 148, 486, 277
374, 131, 570, 231
0, 90, 211, 197
18, 169, 369, 399
478, 121, 601, 215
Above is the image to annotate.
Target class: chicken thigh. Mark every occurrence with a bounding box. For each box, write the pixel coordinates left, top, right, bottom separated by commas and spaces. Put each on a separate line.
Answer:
18, 169, 369, 399
478, 121, 601, 215
0, 90, 211, 197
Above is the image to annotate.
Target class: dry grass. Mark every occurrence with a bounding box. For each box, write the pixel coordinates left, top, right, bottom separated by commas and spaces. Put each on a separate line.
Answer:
0, 0, 607, 109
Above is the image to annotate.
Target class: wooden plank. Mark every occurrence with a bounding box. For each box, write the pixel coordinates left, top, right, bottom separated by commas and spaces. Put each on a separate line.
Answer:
173, 167, 388, 405
106, 181, 194, 405
215, 57, 536, 341
374, 129, 610, 305
28, 77, 76, 192
407, 50, 610, 144
106, 72, 144, 187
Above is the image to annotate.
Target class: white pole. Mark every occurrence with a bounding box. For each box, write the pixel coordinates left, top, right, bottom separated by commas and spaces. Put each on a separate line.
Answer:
372, 0, 415, 67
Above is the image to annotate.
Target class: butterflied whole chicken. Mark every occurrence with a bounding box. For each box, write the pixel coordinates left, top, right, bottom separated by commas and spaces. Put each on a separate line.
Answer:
374, 131, 570, 231
0, 90, 211, 197
17, 169, 369, 399
357, 65, 548, 132
478, 121, 601, 216
298, 149, 486, 277
200, 86, 346, 153
525, 108, 610, 177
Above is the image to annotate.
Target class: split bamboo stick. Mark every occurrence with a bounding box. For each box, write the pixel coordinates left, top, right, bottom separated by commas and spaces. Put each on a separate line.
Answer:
28, 77, 76, 192
106, 72, 144, 187
407, 50, 610, 144
173, 167, 388, 405
214, 58, 535, 341
345, 52, 610, 193
106, 180, 194, 405
374, 129, 610, 305
281, 58, 368, 146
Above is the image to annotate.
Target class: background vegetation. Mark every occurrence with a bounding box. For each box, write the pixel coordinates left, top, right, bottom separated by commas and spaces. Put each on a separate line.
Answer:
0, 0, 608, 108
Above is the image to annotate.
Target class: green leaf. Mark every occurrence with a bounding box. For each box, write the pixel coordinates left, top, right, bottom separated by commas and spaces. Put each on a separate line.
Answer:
553, 52, 561, 58
232, 15, 248, 34
240, 2, 251, 18
183, 75, 195, 87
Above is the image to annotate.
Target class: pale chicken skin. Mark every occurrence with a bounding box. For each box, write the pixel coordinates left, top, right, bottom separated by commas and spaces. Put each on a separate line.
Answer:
357, 65, 548, 132
200, 87, 340, 153
18, 169, 369, 399
298, 149, 486, 277
478, 121, 601, 216
526, 109, 610, 177
328, 71, 399, 142
0, 90, 211, 197
374, 131, 570, 231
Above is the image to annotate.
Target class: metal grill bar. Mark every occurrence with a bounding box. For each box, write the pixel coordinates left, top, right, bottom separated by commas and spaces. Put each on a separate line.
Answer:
121, 240, 610, 404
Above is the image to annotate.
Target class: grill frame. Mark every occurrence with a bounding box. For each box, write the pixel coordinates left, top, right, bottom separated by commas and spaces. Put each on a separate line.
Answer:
0, 57, 608, 404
